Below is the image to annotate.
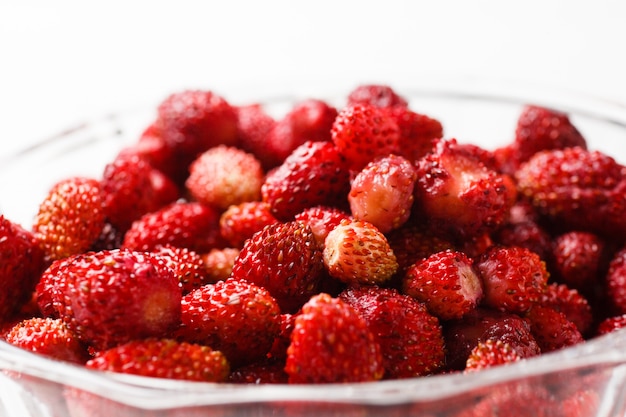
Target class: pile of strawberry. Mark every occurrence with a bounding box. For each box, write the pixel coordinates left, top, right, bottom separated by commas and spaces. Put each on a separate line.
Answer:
2, 84, 626, 392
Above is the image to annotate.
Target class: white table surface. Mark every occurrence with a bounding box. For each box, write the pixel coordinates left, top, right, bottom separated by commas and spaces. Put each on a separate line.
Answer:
1, 0, 625, 158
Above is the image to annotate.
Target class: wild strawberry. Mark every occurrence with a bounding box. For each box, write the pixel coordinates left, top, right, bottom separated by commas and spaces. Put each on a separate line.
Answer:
176, 278, 281, 367
122, 201, 223, 253
458, 232, 496, 259
33, 177, 105, 262
387, 224, 455, 276
348, 154, 417, 233
413, 138, 512, 240
0, 216, 44, 321
386, 105, 443, 162
551, 231, 606, 292
261, 140, 351, 220
513, 105, 587, 165
285, 293, 384, 383
515, 146, 626, 237
346, 84, 408, 108
538, 283, 593, 335
228, 358, 288, 384
87, 338, 230, 382
5, 317, 89, 364
525, 305, 584, 352
200, 247, 240, 284
476, 246, 548, 314
464, 339, 521, 372
101, 153, 177, 232
340, 286, 445, 378
268, 313, 296, 360
155, 89, 239, 162
443, 308, 541, 370
153, 245, 209, 294
219, 201, 279, 248
265, 98, 338, 164
494, 219, 552, 262
230, 221, 324, 313
331, 104, 402, 171
294, 206, 352, 246
403, 250, 483, 320
36, 249, 181, 350
323, 219, 398, 286
596, 314, 626, 335
605, 246, 626, 314
186, 145, 264, 211
235, 103, 278, 169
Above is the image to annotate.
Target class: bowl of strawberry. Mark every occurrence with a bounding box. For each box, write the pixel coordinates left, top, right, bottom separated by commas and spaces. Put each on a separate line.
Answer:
1, 81, 626, 416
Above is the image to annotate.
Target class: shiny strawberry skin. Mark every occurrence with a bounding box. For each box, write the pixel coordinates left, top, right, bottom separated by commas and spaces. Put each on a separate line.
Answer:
526, 305, 584, 352
153, 244, 209, 294
36, 249, 181, 350
285, 293, 384, 383
87, 338, 230, 382
230, 221, 324, 313
346, 84, 408, 108
219, 201, 279, 248
294, 206, 352, 246
464, 339, 521, 372
386, 105, 443, 161
235, 103, 278, 169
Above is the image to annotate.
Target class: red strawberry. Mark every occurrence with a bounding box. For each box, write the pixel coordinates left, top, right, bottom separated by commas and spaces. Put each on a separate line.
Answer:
346, 84, 408, 108
494, 219, 552, 262
122, 201, 223, 253
538, 283, 593, 335
596, 313, 626, 335
5, 317, 89, 364
551, 231, 607, 292
413, 138, 513, 240
36, 249, 181, 350
525, 305, 584, 352
515, 146, 626, 238
0, 216, 44, 321
403, 250, 483, 320
443, 308, 541, 370
219, 201, 279, 248
457, 384, 558, 417
33, 177, 105, 262
261, 140, 351, 220
285, 293, 384, 383
153, 244, 209, 294
476, 246, 548, 314
348, 154, 417, 233
331, 104, 402, 171
323, 219, 398, 286
228, 358, 288, 384
605, 246, 626, 314
186, 145, 264, 211
294, 206, 352, 246
200, 247, 240, 284
87, 338, 230, 382
155, 89, 239, 161
464, 339, 521, 372
230, 221, 324, 313
340, 286, 445, 378
265, 98, 338, 164
235, 103, 278, 169
268, 313, 296, 360
513, 105, 587, 165
387, 105, 443, 161
101, 153, 177, 232
175, 278, 281, 367
387, 224, 455, 276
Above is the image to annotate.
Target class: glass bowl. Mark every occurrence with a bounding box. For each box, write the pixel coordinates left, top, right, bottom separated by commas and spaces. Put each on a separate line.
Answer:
1, 80, 626, 417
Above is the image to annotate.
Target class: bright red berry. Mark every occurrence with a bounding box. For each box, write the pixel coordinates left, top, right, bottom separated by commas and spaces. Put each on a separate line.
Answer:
346, 84, 408, 109
387, 224, 455, 276
235, 103, 278, 169
176, 278, 281, 367
33, 177, 105, 262
538, 283, 593, 336
87, 338, 230, 382
294, 206, 352, 246
386, 105, 443, 161
348, 154, 417, 233
525, 305, 584, 352
36, 249, 181, 350
476, 246, 548, 314
285, 293, 384, 383
403, 250, 483, 320
464, 339, 521, 372
340, 286, 445, 378
597, 314, 626, 336
219, 201, 279, 248
230, 221, 324, 313
323, 219, 398, 286
186, 145, 264, 211
153, 244, 209, 294
605, 246, 626, 314
551, 231, 606, 292
200, 247, 240, 284
261, 140, 351, 220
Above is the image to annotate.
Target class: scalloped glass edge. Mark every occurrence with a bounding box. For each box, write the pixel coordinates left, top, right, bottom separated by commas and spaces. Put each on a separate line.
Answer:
1, 79, 626, 413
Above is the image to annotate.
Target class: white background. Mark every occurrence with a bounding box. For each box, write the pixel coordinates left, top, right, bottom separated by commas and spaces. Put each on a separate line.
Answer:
1, 0, 625, 157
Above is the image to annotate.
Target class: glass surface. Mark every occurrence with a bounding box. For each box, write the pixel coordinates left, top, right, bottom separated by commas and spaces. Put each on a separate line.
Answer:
1, 81, 626, 417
